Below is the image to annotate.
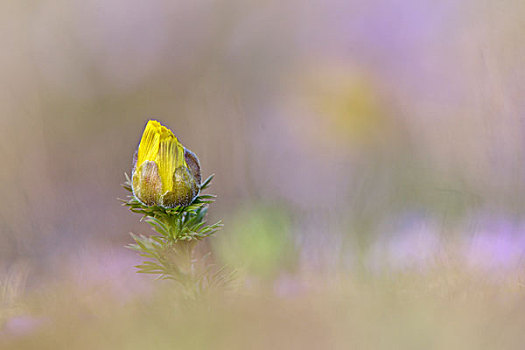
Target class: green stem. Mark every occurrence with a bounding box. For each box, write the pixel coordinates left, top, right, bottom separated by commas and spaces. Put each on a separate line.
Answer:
123, 174, 227, 297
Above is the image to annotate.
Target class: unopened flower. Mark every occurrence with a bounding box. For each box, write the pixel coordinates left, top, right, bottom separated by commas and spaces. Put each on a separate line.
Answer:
132, 120, 201, 207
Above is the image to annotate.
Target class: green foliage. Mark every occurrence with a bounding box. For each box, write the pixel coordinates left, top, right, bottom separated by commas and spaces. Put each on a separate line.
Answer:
121, 174, 230, 293
215, 205, 297, 279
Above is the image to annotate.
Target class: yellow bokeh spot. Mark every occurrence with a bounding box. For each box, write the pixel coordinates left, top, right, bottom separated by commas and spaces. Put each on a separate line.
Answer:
286, 61, 391, 155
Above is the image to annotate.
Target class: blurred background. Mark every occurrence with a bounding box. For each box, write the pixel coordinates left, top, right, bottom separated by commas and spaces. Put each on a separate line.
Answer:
2, 0, 525, 348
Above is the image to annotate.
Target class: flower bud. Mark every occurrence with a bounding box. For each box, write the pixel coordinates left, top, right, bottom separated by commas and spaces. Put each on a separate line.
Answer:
132, 120, 201, 207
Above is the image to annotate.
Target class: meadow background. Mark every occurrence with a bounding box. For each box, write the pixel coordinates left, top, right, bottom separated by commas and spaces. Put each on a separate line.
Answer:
2, 0, 525, 348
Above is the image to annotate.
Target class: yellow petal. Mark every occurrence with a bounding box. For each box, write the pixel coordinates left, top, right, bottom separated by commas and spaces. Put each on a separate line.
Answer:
137, 120, 162, 166
157, 133, 177, 192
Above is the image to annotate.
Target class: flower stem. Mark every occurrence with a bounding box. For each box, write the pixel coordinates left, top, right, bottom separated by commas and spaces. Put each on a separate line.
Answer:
122, 174, 230, 298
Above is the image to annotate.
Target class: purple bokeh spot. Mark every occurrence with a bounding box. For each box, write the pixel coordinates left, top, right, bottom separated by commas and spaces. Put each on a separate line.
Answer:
3, 316, 46, 337
464, 216, 525, 272
367, 213, 441, 272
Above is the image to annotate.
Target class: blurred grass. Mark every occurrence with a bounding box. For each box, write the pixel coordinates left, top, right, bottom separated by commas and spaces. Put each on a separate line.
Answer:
2, 258, 525, 349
